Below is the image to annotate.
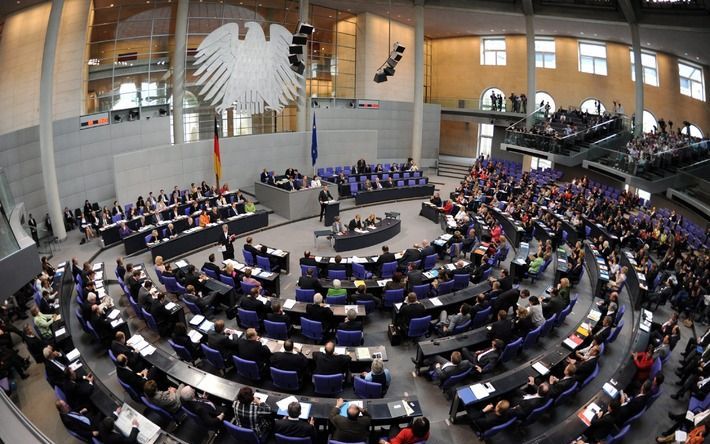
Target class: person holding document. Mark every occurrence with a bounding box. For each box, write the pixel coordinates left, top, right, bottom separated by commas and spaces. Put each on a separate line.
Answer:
319, 185, 334, 222
218, 223, 237, 260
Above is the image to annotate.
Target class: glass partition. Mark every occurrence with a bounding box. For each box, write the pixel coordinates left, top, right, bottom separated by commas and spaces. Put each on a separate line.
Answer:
587, 139, 709, 177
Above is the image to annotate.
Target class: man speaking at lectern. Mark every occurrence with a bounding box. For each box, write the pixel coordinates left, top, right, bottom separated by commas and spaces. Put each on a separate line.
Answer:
319, 185, 334, 222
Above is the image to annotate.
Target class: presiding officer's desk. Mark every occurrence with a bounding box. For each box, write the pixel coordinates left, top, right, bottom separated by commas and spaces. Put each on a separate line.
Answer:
488, 206, 525, 248
333, 218, 401, 252
149, 210, 268, 261
255, 181, 337, 221
331, 170, 426, 196
527, 310, 652, 444
354, 184, 434, 205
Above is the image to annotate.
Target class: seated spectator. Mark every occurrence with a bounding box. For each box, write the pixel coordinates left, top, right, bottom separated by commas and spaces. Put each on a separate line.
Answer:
55, 399, 97, 440
171, 322, 201, 359
297, 267, 324, 295
180, 385, 233, 429
359, 358, 391, 395
274, 401, 317, 441
349, 284, 382, 307
313, 341, 351, 376
327, 279, 348, 300
266, 301, 291, 330
270, 339, 308, 375
488, 310, 515, 343
143, 379, 183, 414
514, 307, 534, 337
395, 292, 427, 334
467, 399, 511, 434
239, 287, 270, 319
462, 339, 504, 376
233, 386, 272, 441
436, 303, 472, 335
236, 328, 271, 373
426, 351, 473, 384
330, 398, 371, 443
337, 309, 363, 332
207, 319, 240, 358
306, 293, 335, 332
379, 416, 430, 444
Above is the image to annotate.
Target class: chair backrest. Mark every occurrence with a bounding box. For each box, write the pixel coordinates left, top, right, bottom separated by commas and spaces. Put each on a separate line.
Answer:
141, 396, 174, 422
301, 318, 323, 342
522, 398, 553, 425
606, 424, 631, 444
615, 304, 626, 325
441, 366, 473, 391
75, 308, 89, 333
201, 267, 219, 280
275, 434, 312, 444
540, 315, 556, 336
232, 355, 261, 381
451, 319, 472, 335
353, 376, 383, 399
607, 319, 624, 343
472, 306, 491, 329
423, 254, 438, 271
521, 325, 543, 349
219, 274, 235, 288
313, 373, 344, 395
449, 242, 463, 258
412, 284, 430, 300
117, 378, 142, 402
163, 276, 180, 293
407, 315, 432, 338
481, 416, 517, 439
264, 320, 289, 340
383, 288, 405, 308
438, 279, 455, 295
396, 180, 404, 187
141, 308, 159, 331
649, 357, 663, 380
200, 343, 225, 370
154, 267, 165, 284
295, 288, 316, 303
300, 265, 318, 277
498, 337, 523, 363
581, 362, 600, 388
453, 273, 470, 290
168, 339, 194, 362
256, 255, 271, 271
270, 367, 300, 391
555, 304, 572, 327
107, 349, 117, 363
326, 294, 347, 305
554, 381, 579, 406
223, 421, 260, 444
237, 308, 260, 329
622, 407, 647, 428
327, 269, 347, 280
181, 296, 203, 317
336, 329, 363, 346
240, 281, 260, 295
352, 263, 370, 279
128, 294, 143, 320
243, 250, 255, 266
381, 261, 398, 278
349, 182, 359, 194
54, 385, 67, 402
144, 234, 153, 245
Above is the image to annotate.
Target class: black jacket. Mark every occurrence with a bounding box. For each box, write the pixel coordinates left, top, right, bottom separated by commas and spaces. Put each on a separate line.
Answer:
313, 351, 351, 375
297, 276, 324, 294
306, 304, 334, 327
236, 338, 271, 368
488, 318, 515, 343
207, 332, 240, 358
397, 302, 427, 332
270, 351, 309, 373
274, 418, 317, 441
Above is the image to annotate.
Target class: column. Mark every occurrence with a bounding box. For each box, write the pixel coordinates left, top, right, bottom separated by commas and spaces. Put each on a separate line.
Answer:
411, 0, 425, 165
525, 14, 536, 129
39, 0, 67, 241
630, 23, 644, 136
172, 0, 189, 145
296, 0, 309, 133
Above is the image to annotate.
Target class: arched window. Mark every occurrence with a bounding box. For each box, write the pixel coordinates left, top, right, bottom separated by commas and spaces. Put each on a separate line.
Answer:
642, 110, 657, 134
681, 124, 704, 139
580, 98, 606, 115
535, 91, 556, 112
481, 87, 505, 111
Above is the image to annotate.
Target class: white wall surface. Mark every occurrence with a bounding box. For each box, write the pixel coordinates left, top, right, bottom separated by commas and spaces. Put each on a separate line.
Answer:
54, 0, 91, 120
112, 129, 378, 205
0, 3, 51, 134
356, 12, 416, 103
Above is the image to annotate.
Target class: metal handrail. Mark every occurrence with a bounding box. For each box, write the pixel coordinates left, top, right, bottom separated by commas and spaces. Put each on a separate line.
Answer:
506, 105, 546, 130
560, 116, 621, 140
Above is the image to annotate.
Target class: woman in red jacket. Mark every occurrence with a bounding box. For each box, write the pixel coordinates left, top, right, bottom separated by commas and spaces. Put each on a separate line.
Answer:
380, 417, 430, 444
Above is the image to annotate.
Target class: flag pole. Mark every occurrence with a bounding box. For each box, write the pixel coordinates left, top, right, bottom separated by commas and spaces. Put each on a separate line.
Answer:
214, 113, 221, 191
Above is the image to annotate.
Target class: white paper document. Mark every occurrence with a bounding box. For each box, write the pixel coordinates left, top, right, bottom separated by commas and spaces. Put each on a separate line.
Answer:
532, 362, 549, 375
115, 402, 160, 444
283, 299, 297, 309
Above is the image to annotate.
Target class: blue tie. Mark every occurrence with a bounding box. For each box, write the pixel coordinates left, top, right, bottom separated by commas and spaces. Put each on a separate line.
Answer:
69, 412, 90, 425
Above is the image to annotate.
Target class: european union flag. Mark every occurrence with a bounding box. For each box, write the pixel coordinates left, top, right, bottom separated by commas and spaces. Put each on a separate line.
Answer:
311, 113, 318, 167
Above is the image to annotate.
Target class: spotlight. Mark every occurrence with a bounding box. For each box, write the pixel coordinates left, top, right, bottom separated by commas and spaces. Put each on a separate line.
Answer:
289, 45, 303, 55
383, 65, 395, 76
373, 41, 405, 83
291, 61, 305, 75
296, 22, 314, 36
374, 69, 388, 83
288, 54, 300, 65
392, 42, 406, 54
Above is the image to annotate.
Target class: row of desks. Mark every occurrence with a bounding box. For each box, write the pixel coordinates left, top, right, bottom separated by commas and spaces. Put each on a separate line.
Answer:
332, 218, 402, 252
354, 184, 435, 205
488, 206, 525, 248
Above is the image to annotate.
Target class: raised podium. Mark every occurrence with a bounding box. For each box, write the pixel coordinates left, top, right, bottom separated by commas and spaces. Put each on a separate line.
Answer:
323, 200, 340, 226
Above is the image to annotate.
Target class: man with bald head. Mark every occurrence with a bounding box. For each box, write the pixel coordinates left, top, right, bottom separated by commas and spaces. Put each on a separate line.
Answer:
330, 397, 371, 442
313, 340, 351, 377
236, 328, 271, 373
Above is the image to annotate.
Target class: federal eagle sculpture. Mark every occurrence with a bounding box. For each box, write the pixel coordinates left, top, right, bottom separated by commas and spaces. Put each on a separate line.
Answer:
193, 22, 302, 115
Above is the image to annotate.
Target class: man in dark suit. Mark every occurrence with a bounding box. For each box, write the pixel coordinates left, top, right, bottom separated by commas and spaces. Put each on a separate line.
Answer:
306, 293, 335, 331
164, 222, 178, 238
462, 339, 503, 376
548, 363, 578, 399
428, 351, 472, 383
470, 293, 491, 316
274, 401, 317, 441
115, 353, 150, 396
337, 309, 363, 332
110, 331, 146, 372
299, 251, 317, 267
510, 383, 549, 419
399, 244, 421, 267
207, 320, 240, 358
183, 284, 217, 314
488, 310, 515, 343
493, 269, 513, 291
150, 293, 178, 337
396, 292, 427, 333
617, 380, 650, 424
542, 294, 566, 319
313, 341, 351, 375
584, 398, 623, 442
270, 339, 308, 373
202, 254, 222, 276
236, 328, 271, 372
297, 268, 324, 294
243, 236, 259, 259
182, 265, 208, 294
406, 262, 426, 291
126, 270, 142, 300
266, 301, 291, 330
218, 224, 236, 261
56, 399, 97, 440
43, 346, 70, 386
376, 245, 396, 276
318, 185, 334, 222
493, 288, 520, 315
180, 385, 232, 429
420, 240, 435, 258
349, 284, 381, 307
137, 280, 154, 311
239, 287, 271, 319
468, 399, 512, 434
328, 255, 347, 273
571, 347, 600, 383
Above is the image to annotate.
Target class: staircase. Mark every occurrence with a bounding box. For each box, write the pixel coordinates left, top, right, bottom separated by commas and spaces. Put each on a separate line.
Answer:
436, 157, 472, 179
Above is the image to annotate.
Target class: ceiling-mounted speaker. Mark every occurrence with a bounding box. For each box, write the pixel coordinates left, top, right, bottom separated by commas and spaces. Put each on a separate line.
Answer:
373, 41, 405, 83
289, 45, 303, 55
292, 34, 308, 45
297, 22, 314, 36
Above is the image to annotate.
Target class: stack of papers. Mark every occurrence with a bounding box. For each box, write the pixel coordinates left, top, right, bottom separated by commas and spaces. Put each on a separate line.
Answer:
199, 320, 215, 333
189, 315, 205, 326
578, 402, 601, 426
54, 327, 66, 337
429, 297, 443, 307
532, 362, 549, 375
108, 309, 121, 320
126, 335, 151, 352
283, 299, 297, 309
469, 383, 495, 400
276, 396, 311, 419
377, 279, 392, 287
602, 382, 618, 398
115, 402, 161, 444
165, 302, 177, 311
356, 348, 370, 360
110, 319, 123, 328
256, 296, 269, 305
92, 263, 103, 271
175, 260, 188, 268
188, 330, 203, 343
139, 345, 156, 356
563, 335, 583, 349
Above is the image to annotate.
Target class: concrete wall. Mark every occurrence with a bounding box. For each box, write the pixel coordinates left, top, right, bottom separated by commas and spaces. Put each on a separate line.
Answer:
356, 12, 416, 102
112, 129, 378, 206
310, 101, 440, 165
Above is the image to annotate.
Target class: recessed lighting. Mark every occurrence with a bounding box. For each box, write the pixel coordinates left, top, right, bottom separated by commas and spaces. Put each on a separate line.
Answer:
490, 29, 494, 32
593, 33, 598, 37
684, 52, 688, 55
580, 31, 585, 35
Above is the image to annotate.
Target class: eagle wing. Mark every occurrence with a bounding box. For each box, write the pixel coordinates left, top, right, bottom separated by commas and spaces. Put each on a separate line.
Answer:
193, 22, 240, 113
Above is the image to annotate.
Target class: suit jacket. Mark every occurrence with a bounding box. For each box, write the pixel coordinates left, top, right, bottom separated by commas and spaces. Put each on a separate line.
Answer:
400, 248, 421, 265
116, 365, 147, 394
60, 411, 96, 439
376, 252, 397, 272
274, 418, 317, 441
111, 341, 141, 369
330, 407, 371, 443
397, 302, 427, 331
406, 270, 426, 291
586, 410, 623, 441
420, 245, 435, 258
183, 399, 224, 429
488, 318, 515, 343
319, 190, 333, 204
434, 360, 473, 381
297, 276, 324, 294
207, 331, 240, 358
266, 312, 291, 327
493, 289, 520, 314
348, 219, 362, 231
512, 395, 547, 418
270, 351, 308, 373
240, 296, 269, 318
332, 221, 345, 234
299, 257, 317, 267
202, 262, 221, 276
137, 286, 153, 310
549, 376, 576, 399
542, 296, 566, 319
313, 351, 351, 375
472, 347, 500, 373
101, 427, 139, 444
617, 393, 647, 424
306, 304, 334, 327
472, 411, 510, 433
575, 356, 599, 383
337, 320, 363, 331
